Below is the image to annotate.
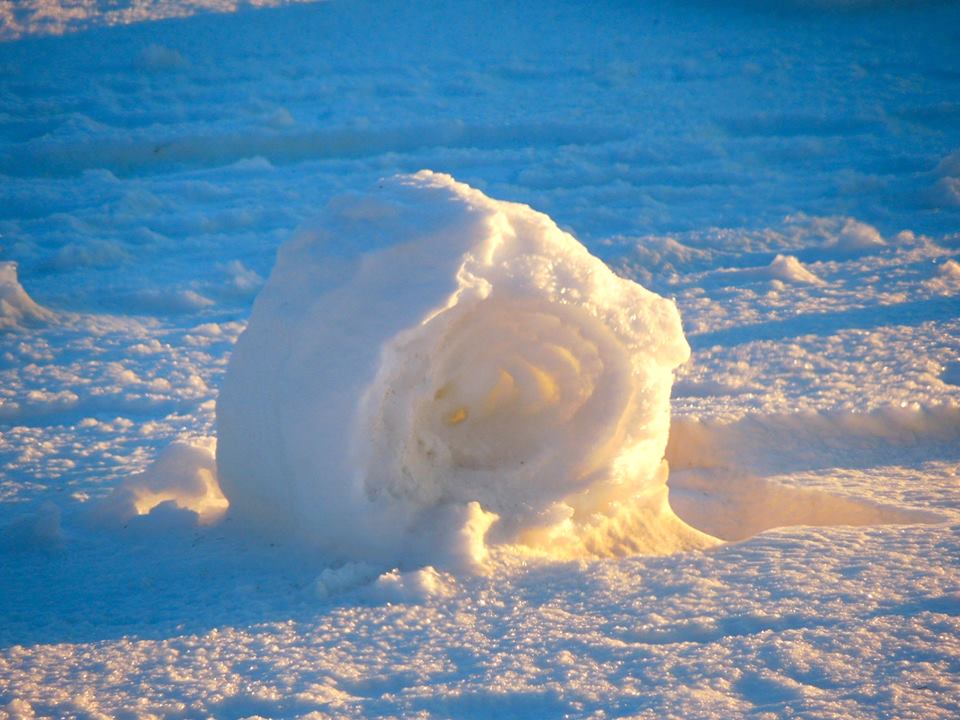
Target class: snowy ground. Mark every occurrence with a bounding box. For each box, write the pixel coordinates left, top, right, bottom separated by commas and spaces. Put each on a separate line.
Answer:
1, 0, 959, 718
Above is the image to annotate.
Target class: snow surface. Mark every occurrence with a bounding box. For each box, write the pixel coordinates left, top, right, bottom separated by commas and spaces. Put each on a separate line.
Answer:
1, 0, 959, 718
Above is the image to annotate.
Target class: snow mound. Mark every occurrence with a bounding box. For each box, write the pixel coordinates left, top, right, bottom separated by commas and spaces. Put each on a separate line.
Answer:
97, 438, 227, 525
0, 263, 55, 330
830, 218, 885, 252
714, 254, 825, 286
370, 566, 457, 603
314, 562, 455, 603
314, 562, 380, 598
768, 254, 825, 285
217, 171, 716, 570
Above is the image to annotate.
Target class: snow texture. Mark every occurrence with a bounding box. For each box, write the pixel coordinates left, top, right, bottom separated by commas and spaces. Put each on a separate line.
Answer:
218, 172, 715, 568
1, 0, 959, 717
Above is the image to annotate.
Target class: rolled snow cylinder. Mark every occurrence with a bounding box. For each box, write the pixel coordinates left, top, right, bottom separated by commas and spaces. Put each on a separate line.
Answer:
216, 171, 716, 568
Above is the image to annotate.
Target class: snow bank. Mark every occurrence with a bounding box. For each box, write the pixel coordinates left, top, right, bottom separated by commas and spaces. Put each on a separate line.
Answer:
0, 263, 54, 331
217, 171, 716, 570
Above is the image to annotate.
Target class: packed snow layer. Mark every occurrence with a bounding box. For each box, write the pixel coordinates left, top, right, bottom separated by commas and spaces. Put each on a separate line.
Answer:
218, 172, 715, 567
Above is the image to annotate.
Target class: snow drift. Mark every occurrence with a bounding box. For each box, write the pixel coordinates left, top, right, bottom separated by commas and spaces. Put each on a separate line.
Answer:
216, 171, 716, 569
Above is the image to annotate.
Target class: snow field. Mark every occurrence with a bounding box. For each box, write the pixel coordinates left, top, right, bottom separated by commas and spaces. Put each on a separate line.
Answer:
1, 0, 958, 717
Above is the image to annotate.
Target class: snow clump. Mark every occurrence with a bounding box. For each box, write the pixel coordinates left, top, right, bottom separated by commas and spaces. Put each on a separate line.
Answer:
216, 171, 717, 570
830, 218, 885, 252
768, 254, 825, 285
98, 438, 227, 524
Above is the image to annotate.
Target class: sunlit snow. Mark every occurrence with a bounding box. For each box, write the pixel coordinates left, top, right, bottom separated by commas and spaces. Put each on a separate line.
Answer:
1, 0, 958, 718
218, 171, 716, 567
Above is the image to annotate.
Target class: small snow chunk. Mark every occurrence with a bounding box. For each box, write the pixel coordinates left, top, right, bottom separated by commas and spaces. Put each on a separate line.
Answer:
96, 438, 227, 524
222, 260, 264, 298
314, 562, 380, 598
768, 254, 825, 285
711, 254, 824, 286
831, 218, 885, 252
370, 566, 457, 603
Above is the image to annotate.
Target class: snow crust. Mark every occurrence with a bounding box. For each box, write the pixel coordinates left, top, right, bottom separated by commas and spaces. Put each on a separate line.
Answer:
218, 172, 715, 567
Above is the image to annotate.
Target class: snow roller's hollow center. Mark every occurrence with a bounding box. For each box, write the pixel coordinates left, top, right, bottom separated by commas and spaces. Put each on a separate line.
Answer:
417, 298, 621, 473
